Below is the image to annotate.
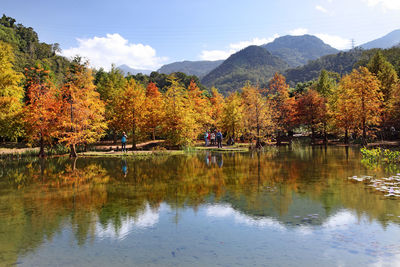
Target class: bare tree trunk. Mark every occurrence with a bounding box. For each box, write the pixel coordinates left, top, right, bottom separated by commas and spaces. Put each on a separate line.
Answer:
132, 121, 137, 150
256, 124, 262, 148
70, 144, 77, 158
362, 119, 367, 145
276, 131, 281, 146
344, 128, 349, 144
38, 136, 46, 158
72, 157, 77, 171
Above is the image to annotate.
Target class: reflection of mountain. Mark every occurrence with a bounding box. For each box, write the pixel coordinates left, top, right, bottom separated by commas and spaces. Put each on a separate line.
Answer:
1, 147, 400, 264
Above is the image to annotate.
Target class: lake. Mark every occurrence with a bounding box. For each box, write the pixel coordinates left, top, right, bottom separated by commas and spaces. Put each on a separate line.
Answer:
1, 146, 400, 266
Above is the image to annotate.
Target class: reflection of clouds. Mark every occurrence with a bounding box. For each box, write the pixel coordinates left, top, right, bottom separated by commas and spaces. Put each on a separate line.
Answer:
96, 203, 160, 240
296, 225, 313, 235
205, 204, 286, 230
322, 210, 357, 230
206, 205, 361, 236
371, 253, 400, 267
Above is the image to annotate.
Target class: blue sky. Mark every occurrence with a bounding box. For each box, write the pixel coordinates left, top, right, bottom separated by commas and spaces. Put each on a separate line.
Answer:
2, 0, 400, 70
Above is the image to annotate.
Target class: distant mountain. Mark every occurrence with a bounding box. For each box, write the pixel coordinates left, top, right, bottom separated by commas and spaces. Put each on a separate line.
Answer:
284, 49, 364, 86
117, 64, 152, 75
157, 60, 223, 78
201, 45, 289, 94
360, 29, 400, 49
262, 35, 339, 67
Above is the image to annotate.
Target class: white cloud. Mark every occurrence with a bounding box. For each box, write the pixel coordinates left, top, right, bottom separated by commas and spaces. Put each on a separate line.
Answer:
199, 50, 232, 61
315, 5, 328, 13
315, 33, 351, 50
199, 35, 279, 61
288, 28, 350, 49
61, 33, 167, 71
364, 0, 400, 10
289, 28, 309, 36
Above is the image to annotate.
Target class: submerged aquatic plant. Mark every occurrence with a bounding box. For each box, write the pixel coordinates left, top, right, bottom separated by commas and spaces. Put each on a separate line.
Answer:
360, 147, 400, 164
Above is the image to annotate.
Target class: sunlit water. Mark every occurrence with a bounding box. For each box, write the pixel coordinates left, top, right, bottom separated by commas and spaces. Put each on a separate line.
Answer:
1, 147, 400, 266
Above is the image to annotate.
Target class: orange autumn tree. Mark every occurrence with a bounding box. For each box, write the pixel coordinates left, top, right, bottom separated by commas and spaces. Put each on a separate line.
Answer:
60, 58, 107, 157
222, 92, 243, 141
296, 89, 326, 144
209, 87, 225, 130
331, 83, 357, 143
188, 79, 211, 130
162, 77, 197, 146
241, 83, 273, 147
24, 67, 61, 157
144, 82, 164, 140
338, 67, 383, 143
112, 79, 147, 150
268, 73, 296, 145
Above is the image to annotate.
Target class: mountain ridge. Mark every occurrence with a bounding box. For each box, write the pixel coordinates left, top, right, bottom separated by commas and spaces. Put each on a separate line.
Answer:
360, 29, 400, 49
262, 34, 339, 67
201, 45, 289, 94
157, 60, 223, 78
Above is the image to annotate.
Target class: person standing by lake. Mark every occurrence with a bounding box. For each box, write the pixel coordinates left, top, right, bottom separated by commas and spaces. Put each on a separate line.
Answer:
121, 132, 127, 152
204, 131, 209, 146
210, 131, 216, 146
216, 130, 223, 148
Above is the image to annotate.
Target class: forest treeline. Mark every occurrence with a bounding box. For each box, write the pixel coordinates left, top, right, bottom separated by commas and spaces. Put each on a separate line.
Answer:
1, 15, 400, 157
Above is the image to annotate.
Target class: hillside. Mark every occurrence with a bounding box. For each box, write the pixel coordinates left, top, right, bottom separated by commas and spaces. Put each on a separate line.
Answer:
284, 46, 400, 86
157, 60, 223, 78
0, 15, 71, 84
360, 29, 400, 49
284, 49, 363, 86
201, 45, 289, 94
262, 35, 339, 67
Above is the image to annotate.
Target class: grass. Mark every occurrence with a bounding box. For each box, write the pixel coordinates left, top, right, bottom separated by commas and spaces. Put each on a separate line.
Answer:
78, 150, 185, 158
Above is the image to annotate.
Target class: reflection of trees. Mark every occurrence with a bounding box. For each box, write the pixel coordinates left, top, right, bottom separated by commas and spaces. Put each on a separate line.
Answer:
1, 148, 400, 264
0, 158, 110, 265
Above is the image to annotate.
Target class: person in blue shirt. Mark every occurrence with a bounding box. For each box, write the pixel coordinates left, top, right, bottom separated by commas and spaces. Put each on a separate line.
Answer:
204, 131, 209, 146
121, 132, 127, 152
216, 130, 223, 148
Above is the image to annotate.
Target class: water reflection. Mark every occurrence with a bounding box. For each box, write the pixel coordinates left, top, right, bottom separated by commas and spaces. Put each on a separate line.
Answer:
206, 204, 285, 230
1, 147, 400, 265
96, 203, 161, 240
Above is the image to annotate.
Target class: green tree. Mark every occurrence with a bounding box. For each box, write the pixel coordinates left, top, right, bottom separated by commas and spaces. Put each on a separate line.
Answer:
367, 51, 398, 129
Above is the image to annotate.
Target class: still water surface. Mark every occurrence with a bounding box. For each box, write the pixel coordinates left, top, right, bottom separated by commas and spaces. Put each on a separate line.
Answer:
1, 147, 400, 266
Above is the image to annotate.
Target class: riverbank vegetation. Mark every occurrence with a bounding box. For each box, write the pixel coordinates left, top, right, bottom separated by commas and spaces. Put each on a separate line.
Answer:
2, 15, 400, 157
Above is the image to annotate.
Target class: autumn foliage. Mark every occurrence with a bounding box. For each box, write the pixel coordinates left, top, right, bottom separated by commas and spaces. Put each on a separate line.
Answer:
3, 43, 400, 154
24, 67, 61, 157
